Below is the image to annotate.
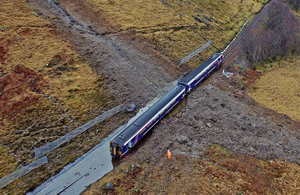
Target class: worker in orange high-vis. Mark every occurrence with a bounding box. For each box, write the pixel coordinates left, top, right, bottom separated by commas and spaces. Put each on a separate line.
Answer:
167, 150, 171, 159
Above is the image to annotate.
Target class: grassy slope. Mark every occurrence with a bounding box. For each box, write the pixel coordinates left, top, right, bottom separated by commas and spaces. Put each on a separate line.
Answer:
0, 0, 118, 194
248, 57, 300, 122
85, 0, 267, 69
84, 145, 300, 195
1, 0, 299, 194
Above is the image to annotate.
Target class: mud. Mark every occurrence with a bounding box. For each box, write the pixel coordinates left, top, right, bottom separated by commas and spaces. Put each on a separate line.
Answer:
24, 0, 300, 194
133, 80, 300, 166
28, 0, 180, 108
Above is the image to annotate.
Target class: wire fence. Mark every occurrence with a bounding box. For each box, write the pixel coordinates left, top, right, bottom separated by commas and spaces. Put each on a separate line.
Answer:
180, 40, 211, 65
35, 104, 129, 158
0, 156, 48, 189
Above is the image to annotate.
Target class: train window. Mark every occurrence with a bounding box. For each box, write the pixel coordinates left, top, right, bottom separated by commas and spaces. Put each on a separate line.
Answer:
146, 121, 153, 128
165, 104, 171, 111
139, 128, 145, 135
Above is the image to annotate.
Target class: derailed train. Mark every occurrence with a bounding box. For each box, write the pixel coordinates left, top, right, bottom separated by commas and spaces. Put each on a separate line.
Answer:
110, 53, 224, 158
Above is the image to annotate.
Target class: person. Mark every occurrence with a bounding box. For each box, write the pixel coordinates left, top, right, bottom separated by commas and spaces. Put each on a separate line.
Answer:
167, 150, 171, 159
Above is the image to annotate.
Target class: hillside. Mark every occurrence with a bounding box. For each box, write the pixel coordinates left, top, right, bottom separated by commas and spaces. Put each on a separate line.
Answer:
0, 0, 300, 194
0, 0, 125, 194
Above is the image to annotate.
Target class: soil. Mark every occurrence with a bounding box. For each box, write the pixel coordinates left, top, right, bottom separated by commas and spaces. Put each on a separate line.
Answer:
28, 0, 180, 108
84, 76, 300, 195
1, 0, 300, 194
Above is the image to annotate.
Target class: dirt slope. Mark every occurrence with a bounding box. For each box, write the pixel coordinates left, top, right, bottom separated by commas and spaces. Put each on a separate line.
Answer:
28, 0, 179, 108
84, 76, 300, 194
1, 0, 300, 194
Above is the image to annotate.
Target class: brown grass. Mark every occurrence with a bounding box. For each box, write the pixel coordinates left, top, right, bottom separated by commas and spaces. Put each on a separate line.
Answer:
83, 144, 300, 195
0, 0, 120, 194
82, 0, 268, 69
248, 56, 300, 122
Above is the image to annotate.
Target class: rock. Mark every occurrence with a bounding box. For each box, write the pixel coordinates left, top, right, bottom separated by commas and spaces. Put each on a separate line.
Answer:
204, 16, 212, 22
249, 146, 255, 152
206, 123, 212, 128
1, 27, 5, 31
133, 187, 139, 193
106, 182, 113, 190
126, 103, 136, 112
204, 20, 210, 26
210, 117, 217, 123
234, 91, 243, 98
178, 135, 188, 144
136, 164, 141, 168
187, 141, 193, 147
194, 16, 203, 23
130, 164, 135, 171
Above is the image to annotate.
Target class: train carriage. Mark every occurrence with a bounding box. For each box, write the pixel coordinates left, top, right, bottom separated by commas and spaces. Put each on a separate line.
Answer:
179, 53, 224, 92
110, 84, 186, 158
110, 53, 224, 158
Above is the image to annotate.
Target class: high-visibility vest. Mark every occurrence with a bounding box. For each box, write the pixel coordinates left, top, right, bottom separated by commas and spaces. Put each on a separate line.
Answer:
167, 150, 171, 159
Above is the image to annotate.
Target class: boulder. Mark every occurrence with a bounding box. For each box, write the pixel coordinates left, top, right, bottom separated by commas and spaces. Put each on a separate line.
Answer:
106, 182, 113, 190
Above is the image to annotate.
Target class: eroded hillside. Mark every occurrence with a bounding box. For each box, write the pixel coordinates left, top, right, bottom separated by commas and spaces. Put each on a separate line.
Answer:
54, 0, 268, 70
1, 0, 300, 194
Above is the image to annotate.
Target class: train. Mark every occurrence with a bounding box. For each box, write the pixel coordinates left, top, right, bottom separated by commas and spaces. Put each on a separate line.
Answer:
110, 53, 224, 158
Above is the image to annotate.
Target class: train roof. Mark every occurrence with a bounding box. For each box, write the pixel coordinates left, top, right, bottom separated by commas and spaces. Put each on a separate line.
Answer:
179, 53, 222, 85
112, 84, 186, 146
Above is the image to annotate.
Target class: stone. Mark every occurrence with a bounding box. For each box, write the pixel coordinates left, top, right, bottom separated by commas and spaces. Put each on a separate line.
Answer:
178, 135, 188, 144
130, 164, 135, 171
206, 123, 212, 128
133, 187, 139, 193
106, 182, 113, 190
187, 141, 193, 147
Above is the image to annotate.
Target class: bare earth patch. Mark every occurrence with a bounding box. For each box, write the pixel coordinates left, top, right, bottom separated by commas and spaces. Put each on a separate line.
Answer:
1, 0, 300, 194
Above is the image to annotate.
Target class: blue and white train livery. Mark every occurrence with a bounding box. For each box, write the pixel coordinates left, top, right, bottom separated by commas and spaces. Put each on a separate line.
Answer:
110, 53, 224, 158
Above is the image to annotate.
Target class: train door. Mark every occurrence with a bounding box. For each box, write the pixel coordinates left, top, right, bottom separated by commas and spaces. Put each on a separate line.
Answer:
128, 137, 136, 148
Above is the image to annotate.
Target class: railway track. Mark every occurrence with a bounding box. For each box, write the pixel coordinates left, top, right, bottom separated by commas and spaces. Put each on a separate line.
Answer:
222, 0, 275, 67
26, 1, 277, 194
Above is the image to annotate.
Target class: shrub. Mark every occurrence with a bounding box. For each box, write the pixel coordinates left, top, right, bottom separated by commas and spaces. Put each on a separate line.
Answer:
243, 1, 300, 65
